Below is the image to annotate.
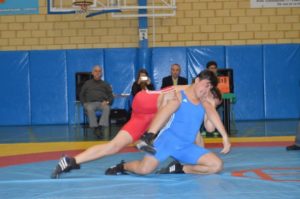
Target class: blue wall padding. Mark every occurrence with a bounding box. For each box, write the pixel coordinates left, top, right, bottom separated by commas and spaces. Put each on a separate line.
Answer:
30, 50, 68, 124
0, 51, 30, 125
0, 44, 299, 125
66, 49, 104, 124
186, 46, 225, 81
264, 44, 300, 119
104, 48, 137, 109
138, 47, 151, 70
226, 45, 265, 120
151, 47, 187, 89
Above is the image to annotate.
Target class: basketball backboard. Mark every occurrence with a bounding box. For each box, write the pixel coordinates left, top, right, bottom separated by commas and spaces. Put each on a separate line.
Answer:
47, 0, 176, 18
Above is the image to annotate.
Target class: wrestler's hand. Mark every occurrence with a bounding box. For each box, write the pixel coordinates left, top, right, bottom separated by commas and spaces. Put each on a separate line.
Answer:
165, 90, 179, 102
221, 137, 231, 154
171, 90, 179, 101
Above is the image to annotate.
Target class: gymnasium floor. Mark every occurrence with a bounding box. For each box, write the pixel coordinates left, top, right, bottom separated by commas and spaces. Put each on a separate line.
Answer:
0, 120, 299, 199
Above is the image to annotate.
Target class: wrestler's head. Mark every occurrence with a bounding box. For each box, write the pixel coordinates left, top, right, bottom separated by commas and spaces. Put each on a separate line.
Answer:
196, 70, 218, 87
193, 70, 218, 100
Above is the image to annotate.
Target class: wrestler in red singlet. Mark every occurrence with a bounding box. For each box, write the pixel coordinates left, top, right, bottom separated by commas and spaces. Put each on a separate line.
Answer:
121, 87, 174, 141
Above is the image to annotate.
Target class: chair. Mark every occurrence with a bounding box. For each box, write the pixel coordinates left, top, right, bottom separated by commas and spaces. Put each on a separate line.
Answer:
75, 72, 92, 101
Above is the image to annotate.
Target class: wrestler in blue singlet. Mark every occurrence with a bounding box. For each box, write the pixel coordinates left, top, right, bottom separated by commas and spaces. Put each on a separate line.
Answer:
152, 90, 210, 164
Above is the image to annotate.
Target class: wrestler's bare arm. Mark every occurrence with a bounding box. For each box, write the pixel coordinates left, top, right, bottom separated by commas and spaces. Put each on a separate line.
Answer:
203, 114, 216, 133
203, 93, 220, 133
157, 90, 176, 109
150, 85, 189, 133
173, 85, 189, 92
147, 91, 182, 134
157, 85, 188, 109
198, 101, 220, 148
202, 102, 224, 136
202, 101, 231, 154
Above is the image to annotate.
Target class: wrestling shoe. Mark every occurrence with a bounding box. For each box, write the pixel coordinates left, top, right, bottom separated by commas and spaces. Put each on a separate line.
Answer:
136, 132, 156, 155
286, 144, 300, 151
50, 155, 80, 179
156, 160, 184, 174
105, 160, 128, 175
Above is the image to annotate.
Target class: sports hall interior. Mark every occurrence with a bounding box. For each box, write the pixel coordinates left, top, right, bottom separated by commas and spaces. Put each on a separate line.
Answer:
0, 0, 299, 198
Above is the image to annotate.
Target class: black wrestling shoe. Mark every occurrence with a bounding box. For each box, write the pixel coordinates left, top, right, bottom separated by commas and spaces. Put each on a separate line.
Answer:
286, 144, 300, 151
50, 156, 80, 179
156, 160, 184, 174
136, 132, 157, 155
105, 160, 128, 175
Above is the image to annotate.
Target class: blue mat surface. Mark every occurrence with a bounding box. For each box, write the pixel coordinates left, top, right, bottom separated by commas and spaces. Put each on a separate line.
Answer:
1, 147, 300, 199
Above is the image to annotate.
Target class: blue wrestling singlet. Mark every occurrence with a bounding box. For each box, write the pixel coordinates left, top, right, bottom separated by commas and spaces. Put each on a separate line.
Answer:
153, 90, 210, 164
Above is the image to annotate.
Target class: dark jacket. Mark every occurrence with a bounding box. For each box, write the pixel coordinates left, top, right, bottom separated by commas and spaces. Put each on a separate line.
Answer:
161, 76, 188, 89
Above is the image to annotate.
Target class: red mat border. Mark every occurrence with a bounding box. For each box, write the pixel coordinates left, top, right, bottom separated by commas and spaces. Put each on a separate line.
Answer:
0, 141, 293, 168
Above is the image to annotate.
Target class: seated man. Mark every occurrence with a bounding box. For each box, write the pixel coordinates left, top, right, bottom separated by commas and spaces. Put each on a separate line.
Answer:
79, 65, 114, 136
161, 64, 188, 89
106, 70, 231, 175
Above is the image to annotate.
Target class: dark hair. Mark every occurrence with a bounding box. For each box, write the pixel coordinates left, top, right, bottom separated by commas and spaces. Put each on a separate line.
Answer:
196, 70, 218, 87
206, 61, 218, 69
136, 68, 149, 80
135, 68, 150, 90
211, 87, 222, 101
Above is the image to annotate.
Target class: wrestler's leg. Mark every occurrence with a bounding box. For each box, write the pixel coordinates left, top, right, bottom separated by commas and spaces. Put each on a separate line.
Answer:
75, 130, 133, 164
106, 155, 159, 175
125, 155, 159, 175
157, 144, 222, 175
183, 152, 223, 174
51, 130, 133, 178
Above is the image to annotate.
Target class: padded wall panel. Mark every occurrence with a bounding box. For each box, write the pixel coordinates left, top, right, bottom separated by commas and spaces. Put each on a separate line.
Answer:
30, 50, 68, 124
226, 45, 264, 120
104, 48, 137, 109
0, 51, 30, 125
264, 44, 300, 119
187, 46, 225, 80
66, 49, 104, 124
151, 47, 187, 89
1, 44, 299, 126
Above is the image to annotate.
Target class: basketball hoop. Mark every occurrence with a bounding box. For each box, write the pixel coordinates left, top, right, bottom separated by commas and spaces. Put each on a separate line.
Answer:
49, 0, 176, 18
72, 0, 93, 14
